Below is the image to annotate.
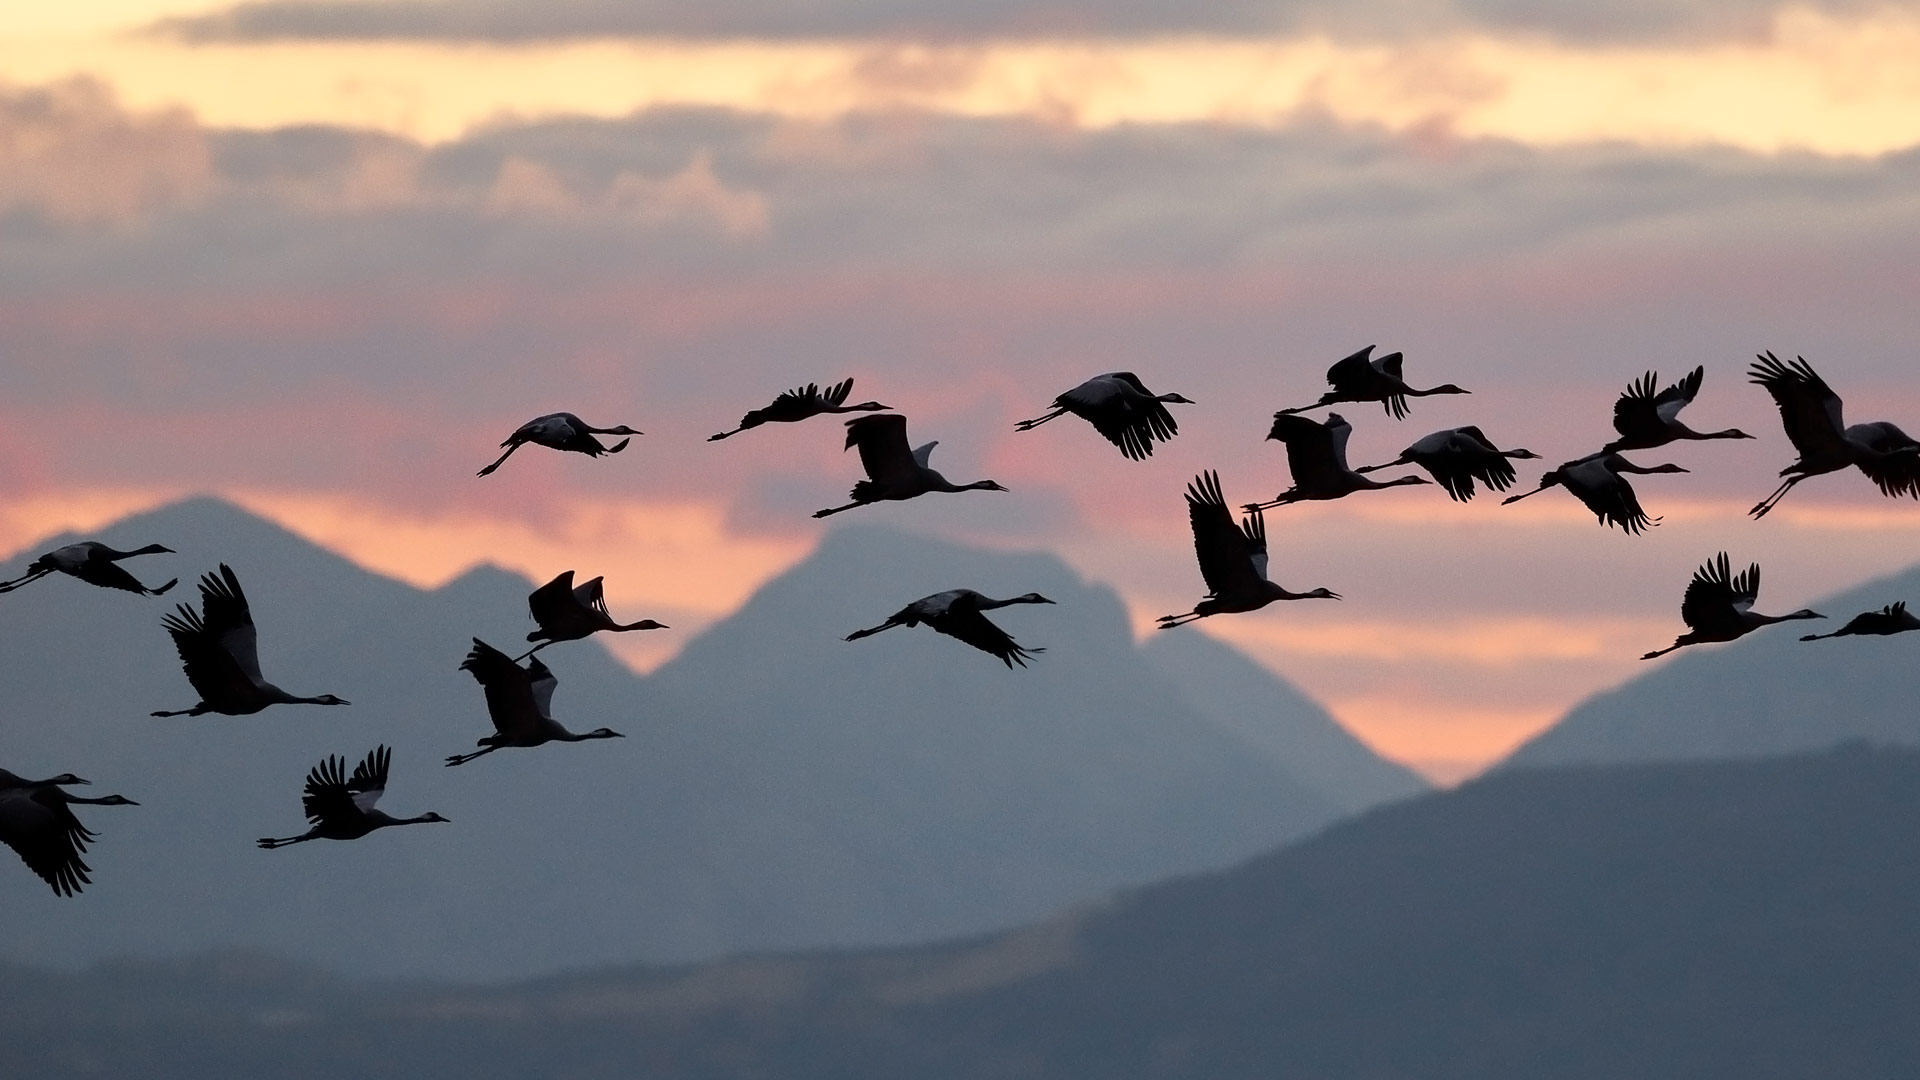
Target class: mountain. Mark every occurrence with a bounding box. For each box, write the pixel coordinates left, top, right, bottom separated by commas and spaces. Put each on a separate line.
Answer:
1506, 561, 1920, 768
7, 744, 1918, 1079
0, 498, 1412, 979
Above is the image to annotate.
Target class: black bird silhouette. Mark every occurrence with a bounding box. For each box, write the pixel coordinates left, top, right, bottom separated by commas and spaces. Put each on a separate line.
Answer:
813, 414, 1007, 517
1354, 426, 1539, 502
1160, 470, 1340, 628
1014, 372, 1194, 460
1602, 366, 1754, 454
1243, 412, 1430, 512
151, 564, 350, 717
258, 746, 448, 848
1748, 352, 1920, 518
1277, 345, 1469, 420
517, 570, 667, 661
0, 541, 176, 596
0, 768, 137, 896
1641, 552, 1824, 659
477, 412, 642, 476
846, 589, 1055, 668
709, 378, 889, 440
447, 639, 624, 766
1501, 451, 1688, 534
1802, 601, 1920, 642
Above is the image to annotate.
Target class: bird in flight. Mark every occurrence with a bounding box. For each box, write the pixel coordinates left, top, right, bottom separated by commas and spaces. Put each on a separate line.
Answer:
1641, 552, 1824, 659
1501, 451, 1687, 534
258, 746, 448, 848
477, 413, 642, 477
0, 541, 176, 597
846, 589, 1055, 668
814, 414, 1007, 518
151, 564, 350, 717
0, 768, 137, 896
709, 378, 889, 440
518, 570, 667, 661
1160, 470, 1340, 628
1801, 601, 1920, 642
1353, 425, 1538, 503
1747, 352, 1920, 518
447, 639, 625, 767
1243, 412, 1430, 512
1601, 366, 1753, 454
1276, 345, 1469, 420
1014, 372, 1193, 461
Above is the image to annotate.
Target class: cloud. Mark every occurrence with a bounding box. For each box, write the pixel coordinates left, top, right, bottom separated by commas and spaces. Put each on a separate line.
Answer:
0, 77, 214, 225
157, 0, 1920, 46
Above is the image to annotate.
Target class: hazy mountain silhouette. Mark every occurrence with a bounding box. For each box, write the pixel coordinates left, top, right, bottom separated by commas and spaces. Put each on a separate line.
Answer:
0, 497, 1411, 979
6, 744, 1916, 1079
1507, 562, 1920, 768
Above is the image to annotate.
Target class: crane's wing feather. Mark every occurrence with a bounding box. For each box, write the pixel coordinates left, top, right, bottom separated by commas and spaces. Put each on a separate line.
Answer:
0, 789, 94, 896
526, 570, 578, 628
1750, 353, 1848, 459
197, 565, 263, 684
526, 656, 560, 719
1323, 346, 1377, 392
1064, 374, 1178, 460
346, 745, 390, 813
931, 607, 1040, 668
300, 753, 358, 826
1654, 366, 1705, 423
1186, 471, 1265, 597
1848, 422, 1920, 498
1679, 552, 1743, 630
845, 415, 918, 485
460, 639, 545, 737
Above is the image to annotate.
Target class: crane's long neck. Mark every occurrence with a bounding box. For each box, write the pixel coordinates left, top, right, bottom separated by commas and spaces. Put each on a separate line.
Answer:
977, 595, 1047, 610
1759, 609, 1824, 625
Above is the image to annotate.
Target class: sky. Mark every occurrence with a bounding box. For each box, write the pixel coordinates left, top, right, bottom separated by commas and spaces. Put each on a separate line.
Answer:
5, 0, 1920, 781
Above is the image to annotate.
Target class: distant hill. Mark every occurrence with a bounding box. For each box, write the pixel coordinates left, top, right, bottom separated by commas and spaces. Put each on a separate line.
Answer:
0, 498, 1412, 979
7, 744, 1918, 1079
1507, 562, 1920, 768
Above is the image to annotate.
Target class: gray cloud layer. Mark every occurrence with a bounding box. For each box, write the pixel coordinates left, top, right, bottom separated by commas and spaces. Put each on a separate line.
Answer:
160, 0, 1918, 45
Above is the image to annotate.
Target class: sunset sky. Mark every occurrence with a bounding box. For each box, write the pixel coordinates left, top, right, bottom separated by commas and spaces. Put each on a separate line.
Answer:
6, 0, 1920, 779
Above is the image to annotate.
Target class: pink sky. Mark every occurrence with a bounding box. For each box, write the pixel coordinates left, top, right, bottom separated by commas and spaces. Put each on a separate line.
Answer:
6, 2, 1920, 779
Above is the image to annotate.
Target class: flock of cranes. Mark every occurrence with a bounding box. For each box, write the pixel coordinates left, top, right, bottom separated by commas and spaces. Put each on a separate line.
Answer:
3, 352, 1918, 897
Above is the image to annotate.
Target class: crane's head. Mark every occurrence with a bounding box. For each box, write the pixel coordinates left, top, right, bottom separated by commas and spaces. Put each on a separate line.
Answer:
1505, 448, 1543, 460
1302, 588, 1342, 601
419, 812, 452, 824
1160, 393, 1197, 405
604, 425, 644, 436
42, 773, 88, 786
587, 727, 626, 739
313, 695, 351, 706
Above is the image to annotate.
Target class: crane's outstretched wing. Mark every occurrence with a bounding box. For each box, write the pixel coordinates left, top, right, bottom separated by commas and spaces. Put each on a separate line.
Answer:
526, 571, 578, 629
574, 575, 612, 619
0, 788, 94, 897
460, 639, 545, 737
1750, 353, 1847, 461
526, 656, 560, 720
933, 606, 1042, 668
346, 745, 391, 814
1066, 372, 1180, 461
1267, 413, 1351, 489
1185, 471, 1265, 598
1847, 422, 1920, 498
1679, 552, 1758, 631
1323, 345, 1377, 390
844, 414, 918, 487
1437, 426, 1519, 500
300, 753, 357, 827
199, 565, 263, 683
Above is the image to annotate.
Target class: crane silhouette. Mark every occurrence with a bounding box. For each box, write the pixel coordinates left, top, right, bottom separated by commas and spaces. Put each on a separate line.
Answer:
1641, 552, 1824, 659
0, 541, 176, 596
709, 378, 889, 440
1501, 451, 1688, 534
447, 639, 625, 766
1160, 470, 1340, 628
813, 414, 1007, 517
517, 570, 667, 661
0, 768, 137, 896
1276, 345, 1469, 420
1014, 372, 1194, 460
1748, 352, 1920, 518
1242, 412, 1430, 512
258, 746, 447, 848
1601, 366, 1753, 454
1801, 601, 1920, 641
1354, 426, 1540, 502
150, 564, 350, 717
477, 413, 642, 476
846, 589, 1055, 668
